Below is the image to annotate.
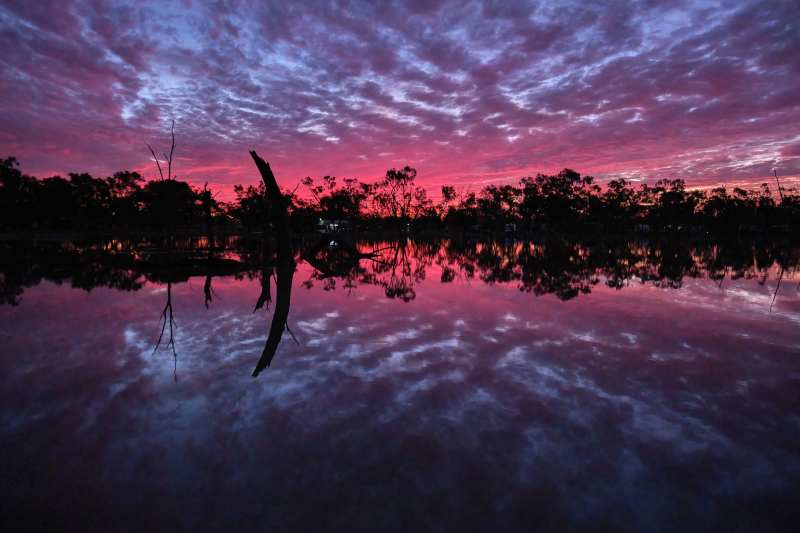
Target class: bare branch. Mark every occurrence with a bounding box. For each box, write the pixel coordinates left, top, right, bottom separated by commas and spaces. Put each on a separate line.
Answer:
203, 274, 214, 308
250, 150, 294, 377
774, 169, 784, 202
153, 283, 177, 364
770, 267, 784, 313
168, 119, 175, 180
285, 322, 300, 346
253, 268, 272, 312
146, 143, 165, 180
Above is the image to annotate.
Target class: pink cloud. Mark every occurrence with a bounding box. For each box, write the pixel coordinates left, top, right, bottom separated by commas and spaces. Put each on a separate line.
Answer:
1, 0, 798, 199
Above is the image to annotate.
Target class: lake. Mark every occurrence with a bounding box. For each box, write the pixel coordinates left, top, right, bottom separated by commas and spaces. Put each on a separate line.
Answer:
1, 237, 799, 531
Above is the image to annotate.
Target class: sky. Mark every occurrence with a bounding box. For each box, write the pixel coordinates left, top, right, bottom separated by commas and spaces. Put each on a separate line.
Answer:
1, 0, 799, 198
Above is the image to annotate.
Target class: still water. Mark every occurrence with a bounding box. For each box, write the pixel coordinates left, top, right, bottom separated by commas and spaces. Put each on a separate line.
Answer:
1, 238, 799, 531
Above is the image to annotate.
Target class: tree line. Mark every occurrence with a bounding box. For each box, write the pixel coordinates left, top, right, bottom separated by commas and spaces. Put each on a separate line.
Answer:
2, 156, 798, 235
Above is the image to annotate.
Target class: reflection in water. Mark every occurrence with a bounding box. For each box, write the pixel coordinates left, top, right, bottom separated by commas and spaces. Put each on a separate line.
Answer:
250, 149, 295, 376
253, 248, 295, 375
4, 236, 799, 374
153, 281, 177, 380
3, 236, 799, 308
1, 237, 800, 530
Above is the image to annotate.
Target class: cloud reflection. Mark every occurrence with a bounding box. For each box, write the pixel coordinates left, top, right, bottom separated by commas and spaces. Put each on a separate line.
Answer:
1, 259, 800, 529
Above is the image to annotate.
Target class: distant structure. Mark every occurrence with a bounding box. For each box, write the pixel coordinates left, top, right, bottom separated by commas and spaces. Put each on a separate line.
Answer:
317, 218, 351, 233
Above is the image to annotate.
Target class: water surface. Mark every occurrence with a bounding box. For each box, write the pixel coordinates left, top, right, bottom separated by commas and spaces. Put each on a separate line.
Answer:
1, 238, 799, 531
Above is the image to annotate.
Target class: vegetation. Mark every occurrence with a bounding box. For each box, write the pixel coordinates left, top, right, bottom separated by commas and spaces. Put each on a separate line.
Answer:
2, 156, 799, 236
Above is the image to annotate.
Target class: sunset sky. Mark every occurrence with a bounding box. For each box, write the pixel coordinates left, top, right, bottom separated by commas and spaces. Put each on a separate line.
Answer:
1, 0, 799, 197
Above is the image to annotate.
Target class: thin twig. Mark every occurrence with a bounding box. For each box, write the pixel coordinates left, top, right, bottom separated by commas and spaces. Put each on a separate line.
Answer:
774, 169, 784, 202
770, 267, 784, 313
167, 119, 175, 180
153, 283, 177, 357
146, 143, 165, 180
285, 322, 300, 346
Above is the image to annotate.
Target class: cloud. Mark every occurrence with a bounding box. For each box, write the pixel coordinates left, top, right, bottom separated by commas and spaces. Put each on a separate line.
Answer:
0, 0, 798, 196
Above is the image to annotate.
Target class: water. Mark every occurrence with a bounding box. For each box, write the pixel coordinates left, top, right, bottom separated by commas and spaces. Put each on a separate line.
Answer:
1, 238, 799, 531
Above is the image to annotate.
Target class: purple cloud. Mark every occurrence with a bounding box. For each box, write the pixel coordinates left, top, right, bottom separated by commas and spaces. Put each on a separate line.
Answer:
0, 0, 798, 197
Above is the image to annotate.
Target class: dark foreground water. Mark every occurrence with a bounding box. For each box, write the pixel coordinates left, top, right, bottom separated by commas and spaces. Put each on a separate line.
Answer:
1, 238, 799, 532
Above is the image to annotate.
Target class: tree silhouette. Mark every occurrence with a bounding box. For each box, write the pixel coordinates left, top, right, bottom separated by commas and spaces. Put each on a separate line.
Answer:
1, 155, 799, 237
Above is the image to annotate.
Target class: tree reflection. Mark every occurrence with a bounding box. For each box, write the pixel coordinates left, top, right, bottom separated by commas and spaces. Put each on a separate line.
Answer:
249, 151, 296, 377
294, 237, 800, 303
153, 281, 178, 381
2, 234, 799, 374
1, 237, 798, 308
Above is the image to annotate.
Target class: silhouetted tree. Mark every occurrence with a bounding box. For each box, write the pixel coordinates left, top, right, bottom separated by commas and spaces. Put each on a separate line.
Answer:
372, 166, 428, 223
139, 179, 197, 228
301, 175, 371, 220
0, 157, 37, 229
2, 155, 799, 237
